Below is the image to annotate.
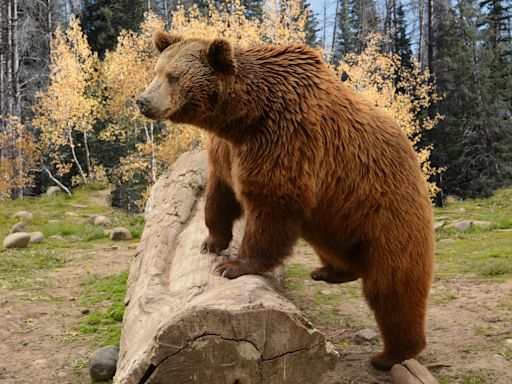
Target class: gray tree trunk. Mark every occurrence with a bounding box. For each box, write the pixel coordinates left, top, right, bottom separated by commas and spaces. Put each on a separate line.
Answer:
115, 150, 338, 384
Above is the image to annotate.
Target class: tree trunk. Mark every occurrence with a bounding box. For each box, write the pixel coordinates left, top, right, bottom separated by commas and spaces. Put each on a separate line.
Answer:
83, 130, 92, 177
11, 0, 20, 117
115, 151, 337, 384
67, 129, 87, 184
41, 165, 72, 196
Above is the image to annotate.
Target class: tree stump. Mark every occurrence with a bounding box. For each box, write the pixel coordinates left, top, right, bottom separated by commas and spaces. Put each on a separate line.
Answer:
114, 150, 337, 384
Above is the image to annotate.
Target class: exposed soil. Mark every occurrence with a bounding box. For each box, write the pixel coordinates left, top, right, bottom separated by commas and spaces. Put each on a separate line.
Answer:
1, 240, 510, 383
288, 245, 512, 384
0, 244, 135, 384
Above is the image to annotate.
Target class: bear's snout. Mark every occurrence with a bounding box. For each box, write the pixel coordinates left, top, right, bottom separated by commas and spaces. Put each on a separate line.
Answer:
136, 96, 150, 114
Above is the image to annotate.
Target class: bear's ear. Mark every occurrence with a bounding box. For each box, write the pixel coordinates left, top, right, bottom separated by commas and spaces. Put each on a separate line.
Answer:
206, 39, 236, 76
153, 31, 182, 53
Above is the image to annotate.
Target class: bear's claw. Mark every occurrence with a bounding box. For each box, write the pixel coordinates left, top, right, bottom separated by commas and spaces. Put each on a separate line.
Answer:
215, 260, 246, 279
201, 235, 229, 255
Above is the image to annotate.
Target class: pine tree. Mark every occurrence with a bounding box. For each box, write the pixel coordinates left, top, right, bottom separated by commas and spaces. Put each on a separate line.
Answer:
81, 0, 146, 56
350, 0, 380, 52
302, 0, 320, 46
335, 0, 355, 58
394, 2, 412, 66
428, 0, 512, 198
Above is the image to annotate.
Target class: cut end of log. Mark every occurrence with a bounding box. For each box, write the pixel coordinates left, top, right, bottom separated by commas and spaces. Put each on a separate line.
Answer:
114, 151, 338, 384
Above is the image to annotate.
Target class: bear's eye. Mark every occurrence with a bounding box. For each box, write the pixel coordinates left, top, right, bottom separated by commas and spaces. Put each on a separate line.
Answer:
167, 74, 179, 85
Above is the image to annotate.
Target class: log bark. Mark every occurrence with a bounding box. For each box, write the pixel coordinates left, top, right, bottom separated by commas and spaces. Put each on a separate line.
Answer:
115, 150, 337, 384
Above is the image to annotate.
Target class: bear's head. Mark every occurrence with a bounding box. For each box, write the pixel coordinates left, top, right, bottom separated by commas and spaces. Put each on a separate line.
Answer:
137, 31, 237, 125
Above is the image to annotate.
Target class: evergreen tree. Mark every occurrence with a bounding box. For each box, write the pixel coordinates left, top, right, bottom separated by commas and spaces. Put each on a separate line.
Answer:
335, 0, 355, 58
350, 0, 380, 52
302, 0, 320, 46
81, 0, 146, 56
394, 2, 412, 66
427, 0, 512, 198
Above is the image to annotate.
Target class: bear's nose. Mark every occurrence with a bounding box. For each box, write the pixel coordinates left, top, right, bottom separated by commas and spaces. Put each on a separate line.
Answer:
136, 96, 149, 113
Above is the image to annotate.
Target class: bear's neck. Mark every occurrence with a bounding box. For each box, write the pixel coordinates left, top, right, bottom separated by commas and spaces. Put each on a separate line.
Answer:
199, 46, 320, 144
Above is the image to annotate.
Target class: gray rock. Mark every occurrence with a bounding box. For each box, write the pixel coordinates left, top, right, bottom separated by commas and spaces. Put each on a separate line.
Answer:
93, 215, 112, 227
110, 227, 133, 241
88, 345, 119, 381
29, 231, 44, 244
47, 186, 62, 195
355, 328, 378, 342
10, 221, 27, 234
13, 211, 33, 220
3, 232, 31, 249
446, 220, 472, 231
439, 239, 455, 245
456, 220, 471, 231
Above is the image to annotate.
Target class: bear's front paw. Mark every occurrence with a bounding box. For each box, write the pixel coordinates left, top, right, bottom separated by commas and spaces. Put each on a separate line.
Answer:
370, 352, 401, 371
201, 235, 230, 255
214, 260, 254, 279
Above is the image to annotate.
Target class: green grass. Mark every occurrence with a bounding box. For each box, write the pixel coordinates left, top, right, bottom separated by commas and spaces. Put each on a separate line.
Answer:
0, 185, 143, 290
76, 270, 128, 347
0, 247, 67, 289
434, 189, 512, 280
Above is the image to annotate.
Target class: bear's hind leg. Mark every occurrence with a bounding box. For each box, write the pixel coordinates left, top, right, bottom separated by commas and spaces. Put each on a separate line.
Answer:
363, 268, 430, 371
202, 176, 242, 254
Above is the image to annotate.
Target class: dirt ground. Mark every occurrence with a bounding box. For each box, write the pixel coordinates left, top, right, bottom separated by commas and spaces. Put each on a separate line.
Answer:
0, 245, 135, 384
287, 245, 512, 384
0, 241, 510, 383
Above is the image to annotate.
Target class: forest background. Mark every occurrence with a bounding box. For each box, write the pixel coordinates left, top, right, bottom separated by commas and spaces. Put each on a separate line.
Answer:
0, 0, 510, 210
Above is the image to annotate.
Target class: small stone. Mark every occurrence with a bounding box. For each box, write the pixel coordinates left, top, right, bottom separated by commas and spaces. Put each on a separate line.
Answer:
64, 211, 79, 218
355, 328, 377, 342
47, 219, 59, 224
456, 220, 472, 231
29, 231, 45, 244
3, 232, 31, 249
434, 220, 445, 229
10, 221, 27, 234
439, 239, 455, 245
57, 372, 67, 378
320, 289, 333, 295
93, 215, 112, 227
110, 227, 133, 241
447, 220, 472, 231
47, 186, 62, 195
14, 211, 33, 220
89, 345, 119, 382
81, 308, 90, 315
456, 207, 465, 213
505, 339, 512, 345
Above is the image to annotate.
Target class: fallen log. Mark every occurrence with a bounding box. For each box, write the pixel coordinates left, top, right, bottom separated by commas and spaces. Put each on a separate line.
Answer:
114, 150, 337, 384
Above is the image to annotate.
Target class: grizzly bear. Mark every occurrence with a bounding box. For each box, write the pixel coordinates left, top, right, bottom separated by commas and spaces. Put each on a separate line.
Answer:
138, 31, 435, 371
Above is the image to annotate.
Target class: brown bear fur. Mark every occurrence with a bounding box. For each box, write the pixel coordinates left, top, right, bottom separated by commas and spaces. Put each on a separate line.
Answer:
139, 32, 435, 371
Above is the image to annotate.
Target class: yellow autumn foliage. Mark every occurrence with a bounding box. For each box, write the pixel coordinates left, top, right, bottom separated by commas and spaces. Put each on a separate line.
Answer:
32, 15, 99, 184
0, 116, 39, 200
